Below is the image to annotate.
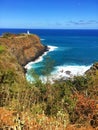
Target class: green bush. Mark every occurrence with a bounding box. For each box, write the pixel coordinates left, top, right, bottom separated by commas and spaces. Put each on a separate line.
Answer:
0, 69, 15, 85
0, 45, 5, 53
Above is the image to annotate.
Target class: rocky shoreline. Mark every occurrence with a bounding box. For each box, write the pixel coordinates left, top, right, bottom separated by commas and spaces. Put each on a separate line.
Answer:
23, 45, 49, 73
24, 45, 49, 65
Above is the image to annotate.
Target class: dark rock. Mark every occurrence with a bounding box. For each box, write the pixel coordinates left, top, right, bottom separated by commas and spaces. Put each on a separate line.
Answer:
65, 71, 71, 75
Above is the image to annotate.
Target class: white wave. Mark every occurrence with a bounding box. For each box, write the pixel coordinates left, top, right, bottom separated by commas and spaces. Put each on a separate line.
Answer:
48, 45, 58, 52
25, 45, 58, 70
26, 73, 34, 83
25, 55, 44, 70
54, 65, 91, 76
40, 65, 91, 84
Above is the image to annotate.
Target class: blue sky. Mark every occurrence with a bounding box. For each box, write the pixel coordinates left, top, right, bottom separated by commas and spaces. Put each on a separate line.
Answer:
0, 0, 98, 29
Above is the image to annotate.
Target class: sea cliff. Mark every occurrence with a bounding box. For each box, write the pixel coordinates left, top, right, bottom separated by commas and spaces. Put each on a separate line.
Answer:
0, 33, 48, 66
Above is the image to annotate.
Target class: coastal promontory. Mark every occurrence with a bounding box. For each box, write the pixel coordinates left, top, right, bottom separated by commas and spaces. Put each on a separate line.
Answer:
0, 33, 47, 66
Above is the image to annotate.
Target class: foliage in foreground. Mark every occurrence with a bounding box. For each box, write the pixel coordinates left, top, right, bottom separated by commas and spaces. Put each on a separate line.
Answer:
0, 66, 98, 129
0, 53, 98, 129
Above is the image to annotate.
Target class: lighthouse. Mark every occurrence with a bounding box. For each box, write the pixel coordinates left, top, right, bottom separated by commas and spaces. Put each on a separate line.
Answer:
27, 30, 30, 35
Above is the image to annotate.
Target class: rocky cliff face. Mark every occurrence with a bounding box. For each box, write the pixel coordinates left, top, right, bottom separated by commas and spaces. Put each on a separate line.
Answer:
0, 33, 47, 66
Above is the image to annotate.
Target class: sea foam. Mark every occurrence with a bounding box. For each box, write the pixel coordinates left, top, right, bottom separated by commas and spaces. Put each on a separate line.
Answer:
48, 45, 58, 52
39, 65, 91, 84
54, 65, 91, 76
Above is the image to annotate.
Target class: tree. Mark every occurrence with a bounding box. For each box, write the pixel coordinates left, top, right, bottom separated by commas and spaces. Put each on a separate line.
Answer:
41, 56, 55, 83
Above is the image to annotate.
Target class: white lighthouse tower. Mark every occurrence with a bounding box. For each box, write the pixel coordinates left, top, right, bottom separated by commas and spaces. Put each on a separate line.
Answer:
27, 30, 30, 35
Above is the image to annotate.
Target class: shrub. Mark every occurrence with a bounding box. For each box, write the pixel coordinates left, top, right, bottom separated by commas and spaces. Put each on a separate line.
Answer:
70, 94, 96, 125
0, 45, 5, 53
2, 33, 15, 38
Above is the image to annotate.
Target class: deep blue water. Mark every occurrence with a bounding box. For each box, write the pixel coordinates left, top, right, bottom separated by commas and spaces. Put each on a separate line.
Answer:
0, 29, 98, 79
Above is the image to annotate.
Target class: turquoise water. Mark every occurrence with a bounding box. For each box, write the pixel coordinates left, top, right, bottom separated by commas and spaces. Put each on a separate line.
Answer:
0, 29, 98, 81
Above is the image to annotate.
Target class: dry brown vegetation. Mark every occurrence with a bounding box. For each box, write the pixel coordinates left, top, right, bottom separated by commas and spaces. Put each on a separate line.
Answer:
0, 108, 97, 130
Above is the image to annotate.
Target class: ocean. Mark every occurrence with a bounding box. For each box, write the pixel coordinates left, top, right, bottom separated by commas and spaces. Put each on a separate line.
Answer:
0, 29, 98, 82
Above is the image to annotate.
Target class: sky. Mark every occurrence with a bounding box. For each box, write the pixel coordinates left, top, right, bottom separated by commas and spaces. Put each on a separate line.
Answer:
0, 0, 98, 29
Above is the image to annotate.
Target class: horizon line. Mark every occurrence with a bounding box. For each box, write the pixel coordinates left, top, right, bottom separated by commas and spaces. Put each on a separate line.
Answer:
0, 28, 98, 30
